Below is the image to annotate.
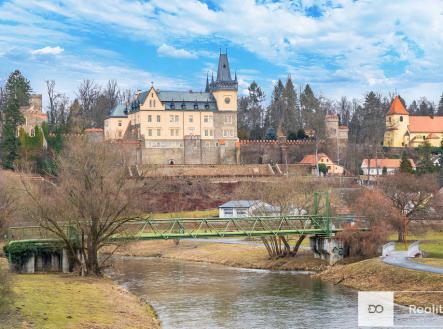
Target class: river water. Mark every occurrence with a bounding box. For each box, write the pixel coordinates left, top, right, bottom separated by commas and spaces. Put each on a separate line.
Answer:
109, 256, 443, 329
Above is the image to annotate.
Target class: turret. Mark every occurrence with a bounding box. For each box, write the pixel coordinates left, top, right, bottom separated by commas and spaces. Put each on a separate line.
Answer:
384, 96, 409, 147
209, 52, 238, 112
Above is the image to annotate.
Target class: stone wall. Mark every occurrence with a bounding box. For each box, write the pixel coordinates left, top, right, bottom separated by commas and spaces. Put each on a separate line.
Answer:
239, 139, 325, 164
140, 164, 274, 177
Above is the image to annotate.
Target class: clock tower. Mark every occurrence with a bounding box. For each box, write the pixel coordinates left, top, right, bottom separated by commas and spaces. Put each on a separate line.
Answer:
209, 52, 238, 112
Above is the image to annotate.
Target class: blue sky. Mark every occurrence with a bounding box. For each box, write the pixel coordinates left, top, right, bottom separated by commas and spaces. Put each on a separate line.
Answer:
0, 0, 442, 107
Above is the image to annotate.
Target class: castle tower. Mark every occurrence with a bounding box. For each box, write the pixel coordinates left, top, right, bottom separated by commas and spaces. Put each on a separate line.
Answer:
383, 96, 409, 147
209, 52, 238, 112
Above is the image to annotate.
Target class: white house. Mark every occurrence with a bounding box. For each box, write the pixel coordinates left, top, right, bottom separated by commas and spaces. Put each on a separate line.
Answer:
361, 158, 416, 176
218, 200, 279, 218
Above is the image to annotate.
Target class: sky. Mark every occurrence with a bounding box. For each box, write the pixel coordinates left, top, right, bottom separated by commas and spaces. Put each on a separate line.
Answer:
0, 0, 442, 108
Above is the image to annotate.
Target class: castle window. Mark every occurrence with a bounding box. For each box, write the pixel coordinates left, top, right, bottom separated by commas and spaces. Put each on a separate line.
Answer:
148, 129, 152, 137
423, 136, 426, 140
157, 128, 161, 136
175, 115, 179, 123
118, 120, 122, 127
170, 103, 175, 109
400, 116, 403, 122
205, 104, 209, 109
148, 115, 152, 123
157, 115, 161, 123
194, 103, 198, 109
224, 114, 232, 124
181, 103, 186, 109
189, 115, 193, 123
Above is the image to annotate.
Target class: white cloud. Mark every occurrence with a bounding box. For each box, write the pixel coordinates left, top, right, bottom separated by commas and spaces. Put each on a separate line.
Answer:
31, 46, 64, 56
157, 44, 197, 59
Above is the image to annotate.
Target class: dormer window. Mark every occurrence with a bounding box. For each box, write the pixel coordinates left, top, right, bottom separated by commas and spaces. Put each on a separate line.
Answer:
181, 103, 186, 109
205, 104, 209, 109
194, 103, 198, 109
170, 103, 175, 109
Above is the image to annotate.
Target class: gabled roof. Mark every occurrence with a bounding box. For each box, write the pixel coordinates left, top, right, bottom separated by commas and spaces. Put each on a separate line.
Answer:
219, 200, 261, 208
300, 153, 329, 166
387, 96, 409, 115
361, 158, 416, 169
408, 116, 443, 133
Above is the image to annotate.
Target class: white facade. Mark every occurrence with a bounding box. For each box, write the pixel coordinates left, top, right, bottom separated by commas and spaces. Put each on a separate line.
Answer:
218, 200, 279, 218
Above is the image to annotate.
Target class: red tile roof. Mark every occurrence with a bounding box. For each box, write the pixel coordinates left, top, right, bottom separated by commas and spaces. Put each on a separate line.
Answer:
408, 116, 443, 133
361, 158, 416, 169
387, 96, 409, 115
300, 153, 329, 166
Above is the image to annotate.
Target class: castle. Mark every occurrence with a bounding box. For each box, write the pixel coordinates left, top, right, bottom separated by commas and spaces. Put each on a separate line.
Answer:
20, 94, 47, 136
104, 52, 239, 164
383, 96, 443, 148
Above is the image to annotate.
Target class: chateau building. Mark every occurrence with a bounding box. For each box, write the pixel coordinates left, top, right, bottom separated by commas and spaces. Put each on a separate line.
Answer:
104, 53, 239, 164
383, 96, 443, 148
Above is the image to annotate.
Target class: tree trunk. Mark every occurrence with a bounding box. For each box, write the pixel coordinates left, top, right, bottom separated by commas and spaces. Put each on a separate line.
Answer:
293, 234, 306, 255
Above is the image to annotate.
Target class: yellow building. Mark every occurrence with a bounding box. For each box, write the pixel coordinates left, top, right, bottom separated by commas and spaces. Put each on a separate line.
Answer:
104, 52, 239, 164
383, 96, 443, 148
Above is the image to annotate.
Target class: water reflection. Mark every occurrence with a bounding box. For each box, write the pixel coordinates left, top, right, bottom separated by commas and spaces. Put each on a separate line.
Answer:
108, 257, 443, 329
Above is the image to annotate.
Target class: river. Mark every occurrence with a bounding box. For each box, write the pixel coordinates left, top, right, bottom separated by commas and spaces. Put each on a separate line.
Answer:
108, 256, 443, 329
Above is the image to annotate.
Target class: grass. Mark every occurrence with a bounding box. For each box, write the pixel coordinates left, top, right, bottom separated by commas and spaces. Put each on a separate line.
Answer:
390, 230, 443, 258
150, 208, 218, 219
316, 258, 443, 311
413, 258, 443, 268
0, 258, 160, 329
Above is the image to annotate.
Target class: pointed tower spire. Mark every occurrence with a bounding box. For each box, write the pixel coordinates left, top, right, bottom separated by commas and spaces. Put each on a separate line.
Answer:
216, 51, 232, 81
205, 72, 210, 92
234, 71, 237, 81
211, 71, 214, 83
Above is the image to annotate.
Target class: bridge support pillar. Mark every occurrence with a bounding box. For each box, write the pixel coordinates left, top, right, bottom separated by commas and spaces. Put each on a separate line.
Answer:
62, 249, 69, 273
24, 255, 35, 273
310, 236, 344, 265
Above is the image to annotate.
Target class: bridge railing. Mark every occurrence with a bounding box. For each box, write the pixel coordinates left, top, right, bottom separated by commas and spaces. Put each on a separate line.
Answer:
7, 215, 363, 242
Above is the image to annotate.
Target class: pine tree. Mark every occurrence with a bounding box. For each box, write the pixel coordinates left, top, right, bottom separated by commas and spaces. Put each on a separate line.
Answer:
438, 93, 443, 116
399, 152, 413, 174
300, 84, 319, 129
1, 70, 30, 169
265, 80, 285, 134
408, 100, 419, 115
282, 76, 300, 135
417, 141, 435, 174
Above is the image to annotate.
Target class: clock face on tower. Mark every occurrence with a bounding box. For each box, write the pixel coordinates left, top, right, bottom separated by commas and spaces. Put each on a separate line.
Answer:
224, 97, 231, 104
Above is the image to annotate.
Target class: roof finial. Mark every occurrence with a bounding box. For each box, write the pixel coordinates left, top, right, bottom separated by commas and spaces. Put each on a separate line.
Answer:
211, 71, 214, 83
150, 81, 154, 88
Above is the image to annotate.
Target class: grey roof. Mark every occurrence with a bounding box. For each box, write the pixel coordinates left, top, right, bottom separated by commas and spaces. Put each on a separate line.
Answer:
219, 200, 260, 208
109, 103, 128, 117
216, 53, 232, 81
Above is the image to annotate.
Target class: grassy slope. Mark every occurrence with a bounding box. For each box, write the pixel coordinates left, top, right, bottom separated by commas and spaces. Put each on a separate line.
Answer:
0, 258, 160, 329
413, 258, 443, 267
114, 239, 327, 272
316, 258, 443, 308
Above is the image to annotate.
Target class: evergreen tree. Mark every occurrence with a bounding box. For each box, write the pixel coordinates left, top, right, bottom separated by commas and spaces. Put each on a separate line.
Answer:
438, 93, 443, 116
418, 98, 434, 116
416, 142, 435, 174
266, 80, 285, 134
281, 76, 300, 134
399, 152, 413, 173
300, 84, 319, 129
1, 70, 30, 169
408, 100, 419, 115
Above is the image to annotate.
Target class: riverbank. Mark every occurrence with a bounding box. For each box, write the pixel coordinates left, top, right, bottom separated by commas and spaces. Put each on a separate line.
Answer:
0, 258, 160, 329
113, 239, 329, 272
315, 258, 443, 309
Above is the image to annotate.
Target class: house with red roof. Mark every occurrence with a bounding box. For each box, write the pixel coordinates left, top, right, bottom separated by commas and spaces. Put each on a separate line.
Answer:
300, 153, 344, 175
383, 96, 443, 148
361, 158, 416, 176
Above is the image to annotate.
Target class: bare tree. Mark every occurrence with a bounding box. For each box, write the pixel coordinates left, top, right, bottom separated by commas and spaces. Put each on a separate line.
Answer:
46, 80, 70, 131
24, 138, 143, 276
77, 79, 101, 128
379, 173, 438, 242
0, 175, 17, 236
236, 177, 332, 257
104, 80, 120, 114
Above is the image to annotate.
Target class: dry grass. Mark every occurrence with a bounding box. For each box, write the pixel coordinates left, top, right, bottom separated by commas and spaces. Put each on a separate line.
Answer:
413, 258, 443, 268
0, 260, 160, 329
315, 258, 443, 310
112, 240, 328, 272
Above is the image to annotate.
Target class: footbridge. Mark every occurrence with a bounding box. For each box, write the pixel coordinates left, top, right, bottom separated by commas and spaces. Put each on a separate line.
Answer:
5, 214, 365, 273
